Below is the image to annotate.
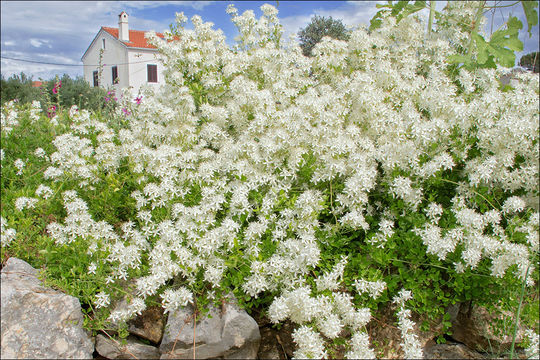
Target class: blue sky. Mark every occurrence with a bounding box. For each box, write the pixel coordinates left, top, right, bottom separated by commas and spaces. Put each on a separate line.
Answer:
1, 1, 538, 81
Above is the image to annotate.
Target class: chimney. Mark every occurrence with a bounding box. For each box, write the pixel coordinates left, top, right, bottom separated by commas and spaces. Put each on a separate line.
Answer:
118, 11, 129, 42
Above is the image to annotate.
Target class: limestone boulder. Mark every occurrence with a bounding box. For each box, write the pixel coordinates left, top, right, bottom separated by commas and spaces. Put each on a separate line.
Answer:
1, 257, 94, 359
424, 341, 485, 359
95, 334, 160, 359
160, 296, 260, 359
110, 297, 165, 344
450, 302, 526, 353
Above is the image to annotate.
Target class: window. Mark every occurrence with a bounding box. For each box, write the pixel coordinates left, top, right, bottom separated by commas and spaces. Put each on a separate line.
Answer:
112, 66, 118, 84
102, 38, 106, 49
93, 71, 99, 87
147, 64, 158, 83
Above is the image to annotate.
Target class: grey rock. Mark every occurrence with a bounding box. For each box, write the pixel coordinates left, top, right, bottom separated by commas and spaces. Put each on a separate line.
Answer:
127, 306, 165, 344
424, 341, 485, 359
95, 334, 161, 359
160, 296, 260, 359
450, 302, 526, 353
110, 298, 165, 344
1, 257, 94, 359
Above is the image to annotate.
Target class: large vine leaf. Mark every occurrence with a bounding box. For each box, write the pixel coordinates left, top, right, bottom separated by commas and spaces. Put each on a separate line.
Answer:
369, 1, 427, 30
448, 16, 524, 69
395, 0, 427, 22
521, 0, 539, 37
485, 16, 524, 67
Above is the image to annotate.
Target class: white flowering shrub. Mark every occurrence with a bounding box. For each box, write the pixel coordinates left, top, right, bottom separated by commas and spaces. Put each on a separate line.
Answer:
1, 2, 538, 357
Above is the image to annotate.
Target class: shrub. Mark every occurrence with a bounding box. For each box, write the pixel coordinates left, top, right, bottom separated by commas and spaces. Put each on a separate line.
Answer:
0, 72, 41, 105
1, 2, 538, 357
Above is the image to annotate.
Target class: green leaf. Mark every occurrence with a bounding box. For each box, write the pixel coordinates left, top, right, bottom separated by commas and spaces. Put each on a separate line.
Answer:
473, 17, 524, 68
490, 16, 524, 52
447, 54, 472, 66
369, 17, 383, 31
391, 1, 411, 17
376, 1, 394, 9
521, 0, 539, 37
396, 1, 427, 22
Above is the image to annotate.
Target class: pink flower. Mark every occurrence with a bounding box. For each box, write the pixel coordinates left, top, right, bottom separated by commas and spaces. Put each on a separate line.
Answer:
122, 107, 131, 116
134, 96, 142, 105
47, 105, 57, 118
52, 80, 62, 94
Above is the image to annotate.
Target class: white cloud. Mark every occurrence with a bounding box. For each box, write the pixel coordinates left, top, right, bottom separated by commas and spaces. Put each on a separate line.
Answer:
120, 1, 213, 11
279, 2, 380, 41
29, 39, 52, 48
280, 14, 312, 41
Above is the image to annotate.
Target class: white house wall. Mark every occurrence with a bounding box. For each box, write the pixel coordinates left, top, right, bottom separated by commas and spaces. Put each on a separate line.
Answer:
126, 49, 164, 94
82, 30, 129, 90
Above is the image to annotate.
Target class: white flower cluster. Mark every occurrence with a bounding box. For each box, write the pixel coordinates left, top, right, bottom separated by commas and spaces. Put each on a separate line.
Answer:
269, 284, 374, 356
161, 287, 193, 314
1, 216, 16, 247
353, 278, 387, 299
34, 147, 48, 160
345, 331, 376, 359
393, 289, 423, 359
29, 100, 41, 123
35, 184, 53, 200
108, 297, 146, 324
25, 2, 537, 356
15, 197, 38, 211
524, 329, 539, 359
315, 256, 347, 292
13, 158, 25, 175
1, 100, 19, 136
94, 291, 110, 309
292, 325, 327, 359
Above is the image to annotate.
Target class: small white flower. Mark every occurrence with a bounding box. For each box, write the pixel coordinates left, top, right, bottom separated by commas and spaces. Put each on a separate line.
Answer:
94, 292, 110, 308
1, 216, 17, 247
34, 147, 47, 158
88, 262, 97, 274
36, 184, 54, 199
502, 196, 526, 214
14, 158, 25, 175
161, 287, 193, 314
15, 197, 38, 211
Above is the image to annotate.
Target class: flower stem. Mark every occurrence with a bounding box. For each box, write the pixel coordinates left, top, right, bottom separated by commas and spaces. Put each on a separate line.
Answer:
509, 264, 531, 359
427, 1, 435, 35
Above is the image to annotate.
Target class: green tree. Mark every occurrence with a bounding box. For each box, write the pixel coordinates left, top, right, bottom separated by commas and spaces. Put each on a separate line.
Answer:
519, 51, 539, 72
298, 15, 350, 57
0, 72, 41, 105
44, 74, 109, 112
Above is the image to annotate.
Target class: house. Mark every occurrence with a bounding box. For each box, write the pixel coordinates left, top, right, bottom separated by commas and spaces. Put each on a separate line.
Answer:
81, 11, 168, 93
31, 81, 43, 88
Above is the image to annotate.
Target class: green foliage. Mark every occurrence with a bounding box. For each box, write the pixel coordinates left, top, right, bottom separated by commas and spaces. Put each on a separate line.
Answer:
1, 3, 538, 356
298, 15, 350, 57
0, 72, 108, 112
45, 74, 110, 113
370, 0, 427, 31
370, 1, 537, 71
519, 51, 539, 72
1, 72, 41, 105
521, 0, 539, 37
448, 16, 524, 70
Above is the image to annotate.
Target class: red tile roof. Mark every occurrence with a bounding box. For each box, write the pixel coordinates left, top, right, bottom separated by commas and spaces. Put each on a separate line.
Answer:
102, 27, 170, 49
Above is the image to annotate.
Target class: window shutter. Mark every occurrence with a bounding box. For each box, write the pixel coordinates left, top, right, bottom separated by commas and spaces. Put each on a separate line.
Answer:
147, 64, 157, 83
93, 71, 99, 87
112, 66, 118, 84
